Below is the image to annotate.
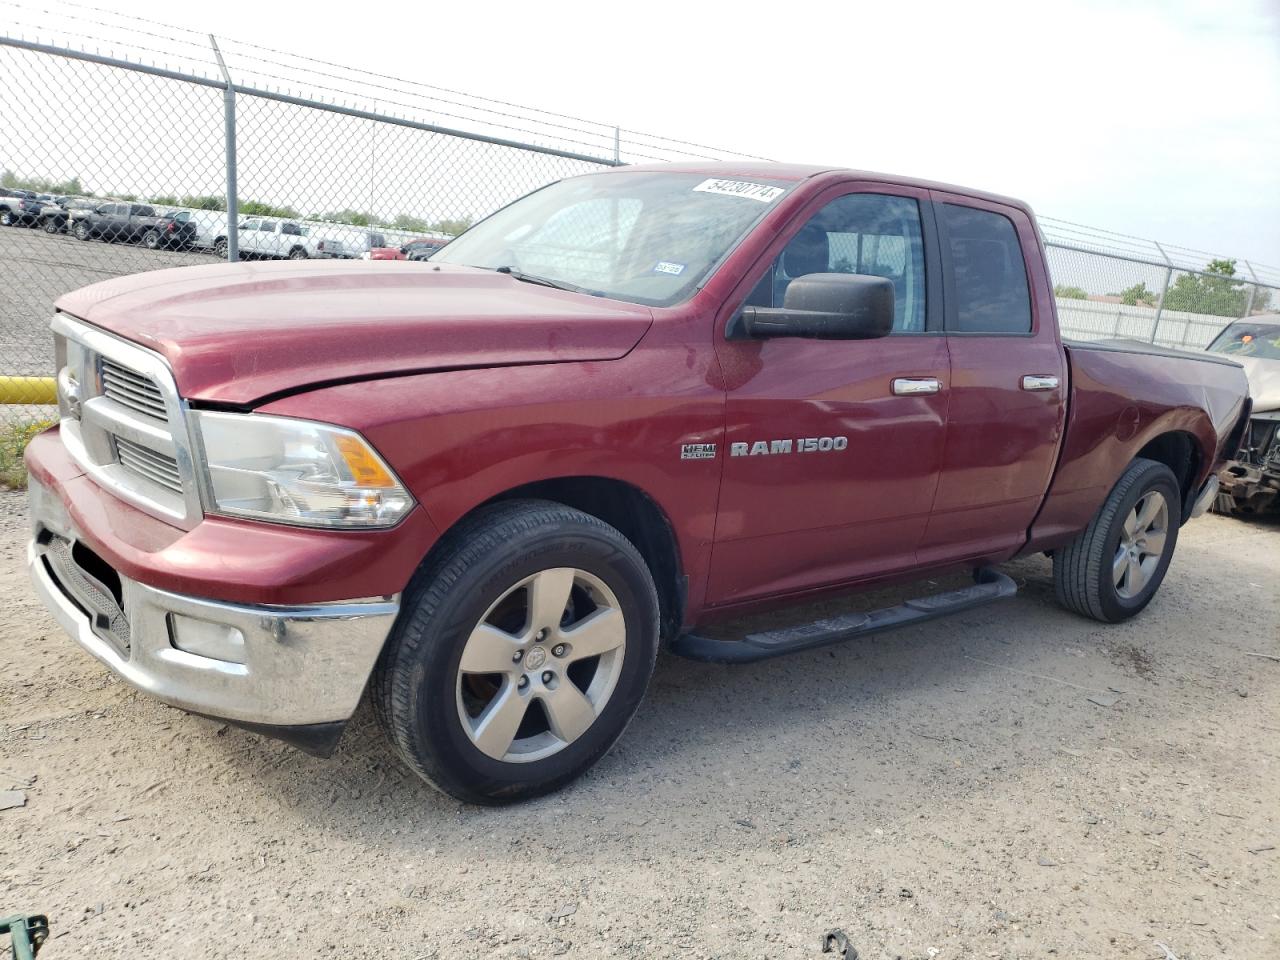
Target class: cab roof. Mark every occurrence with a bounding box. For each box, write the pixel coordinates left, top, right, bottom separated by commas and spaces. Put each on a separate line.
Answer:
612, 161, 1034, 216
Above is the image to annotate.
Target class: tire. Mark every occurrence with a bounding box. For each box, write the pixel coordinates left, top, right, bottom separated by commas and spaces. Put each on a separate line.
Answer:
288, 246, 308, 260
0, 210, 14, 227
72, 220, 91, 240
213, 237, 228, 258
1053, 457, 1181, 623
142, 229, 162, 250
373, 499, 660, 805
43, 217, 63, 234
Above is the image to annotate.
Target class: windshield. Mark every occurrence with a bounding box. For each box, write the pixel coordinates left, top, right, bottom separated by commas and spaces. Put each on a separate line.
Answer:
1207, 321, 1280, 361
430, 171, 793, 306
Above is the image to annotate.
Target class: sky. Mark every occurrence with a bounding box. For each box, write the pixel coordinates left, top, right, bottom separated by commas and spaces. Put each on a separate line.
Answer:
4, 0, 1279, 270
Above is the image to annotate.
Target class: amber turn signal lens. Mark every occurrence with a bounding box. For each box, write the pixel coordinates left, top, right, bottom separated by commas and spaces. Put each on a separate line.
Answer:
335, 434, 396, 488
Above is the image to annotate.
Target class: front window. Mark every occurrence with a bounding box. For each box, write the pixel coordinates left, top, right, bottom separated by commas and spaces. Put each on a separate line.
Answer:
1207, 322, 1280, 360
430, 171, 794, 307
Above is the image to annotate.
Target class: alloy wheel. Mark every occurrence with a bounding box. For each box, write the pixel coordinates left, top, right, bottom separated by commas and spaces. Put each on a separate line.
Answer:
455, 567, 627, 763
1113, 490, 1169, 599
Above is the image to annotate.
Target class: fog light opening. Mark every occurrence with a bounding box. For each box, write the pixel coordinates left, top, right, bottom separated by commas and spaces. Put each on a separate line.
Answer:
168, 614, 247, 665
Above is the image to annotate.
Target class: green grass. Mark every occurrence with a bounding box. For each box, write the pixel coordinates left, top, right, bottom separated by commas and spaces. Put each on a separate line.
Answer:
0, 419, 56, 491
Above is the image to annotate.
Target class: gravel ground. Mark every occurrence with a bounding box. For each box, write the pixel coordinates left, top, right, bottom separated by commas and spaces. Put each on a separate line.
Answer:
0, 489, 1277, 960
0, 225, 213, 378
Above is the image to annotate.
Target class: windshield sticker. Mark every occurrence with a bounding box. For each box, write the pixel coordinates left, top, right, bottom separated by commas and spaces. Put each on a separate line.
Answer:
654, 261, 686, 276
692, 178, 785, 203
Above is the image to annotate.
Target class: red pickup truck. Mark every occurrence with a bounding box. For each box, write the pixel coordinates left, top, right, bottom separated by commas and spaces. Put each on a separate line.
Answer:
26, 163, 1249, 804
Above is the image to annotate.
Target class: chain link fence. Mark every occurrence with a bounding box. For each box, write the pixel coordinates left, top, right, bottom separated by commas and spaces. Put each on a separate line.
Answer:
2, 19, 1278, 485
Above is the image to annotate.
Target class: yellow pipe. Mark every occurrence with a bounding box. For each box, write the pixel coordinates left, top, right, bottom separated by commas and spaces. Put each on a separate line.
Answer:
0, 376, 57, 405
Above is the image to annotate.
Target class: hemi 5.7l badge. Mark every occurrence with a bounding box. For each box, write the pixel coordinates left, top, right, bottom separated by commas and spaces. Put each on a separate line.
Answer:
731, 436, 848, 456
680, 443, 717, 460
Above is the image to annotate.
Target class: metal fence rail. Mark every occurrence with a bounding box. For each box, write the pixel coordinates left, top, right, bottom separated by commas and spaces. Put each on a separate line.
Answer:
2, 23, 1278, 465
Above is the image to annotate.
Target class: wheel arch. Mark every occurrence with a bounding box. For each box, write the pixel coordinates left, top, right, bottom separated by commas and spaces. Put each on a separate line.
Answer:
430, 475, 686, 642
1133, 429, 1202, 524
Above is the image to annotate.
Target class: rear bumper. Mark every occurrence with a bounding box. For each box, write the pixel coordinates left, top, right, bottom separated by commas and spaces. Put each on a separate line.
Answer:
26, 469, 400, 743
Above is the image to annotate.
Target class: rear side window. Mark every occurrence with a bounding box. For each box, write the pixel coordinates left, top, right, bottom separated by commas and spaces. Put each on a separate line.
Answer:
941, 204, 1032, 333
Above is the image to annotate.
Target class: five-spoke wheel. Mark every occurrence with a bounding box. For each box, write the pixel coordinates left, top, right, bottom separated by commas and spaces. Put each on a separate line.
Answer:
373, 500, 659, 804
457, 567, 627, 763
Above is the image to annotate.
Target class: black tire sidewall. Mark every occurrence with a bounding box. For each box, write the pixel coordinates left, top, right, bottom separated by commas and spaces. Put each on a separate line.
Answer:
143, 230, 160, 248
392, 514, 658, 803
1097, 466, 1181, 621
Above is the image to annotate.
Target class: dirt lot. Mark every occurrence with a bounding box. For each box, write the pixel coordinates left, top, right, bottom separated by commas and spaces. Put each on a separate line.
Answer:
1, 490, 1276, 960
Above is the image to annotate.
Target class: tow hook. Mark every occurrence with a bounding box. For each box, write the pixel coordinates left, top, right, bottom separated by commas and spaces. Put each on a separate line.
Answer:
1, 914, 50, 959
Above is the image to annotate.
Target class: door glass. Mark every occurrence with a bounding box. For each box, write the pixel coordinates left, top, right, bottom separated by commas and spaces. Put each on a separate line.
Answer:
744, 194, 927, 332
940, 204, 1032, 333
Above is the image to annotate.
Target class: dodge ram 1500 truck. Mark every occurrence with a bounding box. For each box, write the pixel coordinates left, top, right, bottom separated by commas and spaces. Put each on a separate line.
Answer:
25, 163, 1249, 804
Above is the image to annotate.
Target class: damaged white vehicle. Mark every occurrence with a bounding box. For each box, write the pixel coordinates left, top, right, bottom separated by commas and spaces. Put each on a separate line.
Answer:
1208, 315, 1280, 515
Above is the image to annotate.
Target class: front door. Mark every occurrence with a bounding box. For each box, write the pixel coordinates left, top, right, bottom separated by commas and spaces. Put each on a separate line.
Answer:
237, 219, 265, 255
707, 186, 951, 606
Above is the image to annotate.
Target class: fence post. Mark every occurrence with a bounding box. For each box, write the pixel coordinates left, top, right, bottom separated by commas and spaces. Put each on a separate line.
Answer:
1243, 260, 1259, 318
613, 126, 621, 165
1152, 241, 1172, 344
210, 35, 238, 262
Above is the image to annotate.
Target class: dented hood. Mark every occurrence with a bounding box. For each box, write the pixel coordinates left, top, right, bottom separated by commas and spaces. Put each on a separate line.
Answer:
55, 260, 653, 405
1236, 355, 1280, 413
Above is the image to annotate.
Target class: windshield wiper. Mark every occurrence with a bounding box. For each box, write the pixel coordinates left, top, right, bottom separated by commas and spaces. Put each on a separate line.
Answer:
493, 265, 577, 292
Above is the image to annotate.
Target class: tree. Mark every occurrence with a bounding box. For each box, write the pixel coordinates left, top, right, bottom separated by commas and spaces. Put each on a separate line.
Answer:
1111, 282, 1157, 307
427, 217, 474, 236
1161, 259, 1248, 317
391, 213, 430, 232
1, 169, 85, 195
240, 200, 299, 219
1054, 284, 1087, 300
313, 208, 373, 226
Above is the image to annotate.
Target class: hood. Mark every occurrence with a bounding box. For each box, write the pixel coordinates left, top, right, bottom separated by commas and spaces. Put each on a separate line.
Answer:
1236, 355, 1280, 413
55, 261, 653, 405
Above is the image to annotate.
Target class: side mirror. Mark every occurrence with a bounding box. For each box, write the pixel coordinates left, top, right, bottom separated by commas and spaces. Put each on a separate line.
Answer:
730, 273, 895, 341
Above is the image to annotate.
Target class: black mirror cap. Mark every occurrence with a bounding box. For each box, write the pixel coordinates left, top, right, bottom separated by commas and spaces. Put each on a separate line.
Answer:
737, 273, 895, 341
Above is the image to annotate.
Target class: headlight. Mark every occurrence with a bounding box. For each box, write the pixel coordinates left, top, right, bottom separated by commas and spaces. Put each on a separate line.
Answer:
193, 411, 414, 528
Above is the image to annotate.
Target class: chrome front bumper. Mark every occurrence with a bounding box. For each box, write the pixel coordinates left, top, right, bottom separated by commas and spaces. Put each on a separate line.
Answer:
26, 474, 400, 735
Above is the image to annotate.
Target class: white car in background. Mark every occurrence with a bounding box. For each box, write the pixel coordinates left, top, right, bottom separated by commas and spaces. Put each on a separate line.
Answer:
212, 218, 349, 260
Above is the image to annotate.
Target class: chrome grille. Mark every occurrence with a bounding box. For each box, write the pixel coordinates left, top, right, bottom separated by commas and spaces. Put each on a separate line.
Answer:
54, 313, 203, 529
114, 436, 183, 494
100, 358, 167, 421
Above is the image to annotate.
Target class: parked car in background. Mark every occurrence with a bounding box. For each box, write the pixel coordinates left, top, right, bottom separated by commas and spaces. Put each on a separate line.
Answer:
213, 218, 347, 260
363, 246, 406, 260
71, 203, 193, 249
1208, 315, 1280, 515
38, 198, 99, 234
0, 188, 44, 226
401, 237, 448, 260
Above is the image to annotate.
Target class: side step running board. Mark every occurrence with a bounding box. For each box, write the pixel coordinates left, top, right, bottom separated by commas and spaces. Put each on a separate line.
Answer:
670, 567, 1017, 664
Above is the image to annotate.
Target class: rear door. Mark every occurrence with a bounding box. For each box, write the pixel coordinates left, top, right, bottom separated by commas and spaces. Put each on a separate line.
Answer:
707, 183, 950, 605
915, 194, 1068, 565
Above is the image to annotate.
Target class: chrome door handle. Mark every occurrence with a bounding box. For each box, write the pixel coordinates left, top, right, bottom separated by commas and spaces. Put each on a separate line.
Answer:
892, 377, 942, 396
1021, 375, 1060, 391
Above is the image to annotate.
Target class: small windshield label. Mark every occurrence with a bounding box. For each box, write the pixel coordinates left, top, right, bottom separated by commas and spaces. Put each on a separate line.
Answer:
692, 178, 785, 203
654, 261, 686, 276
